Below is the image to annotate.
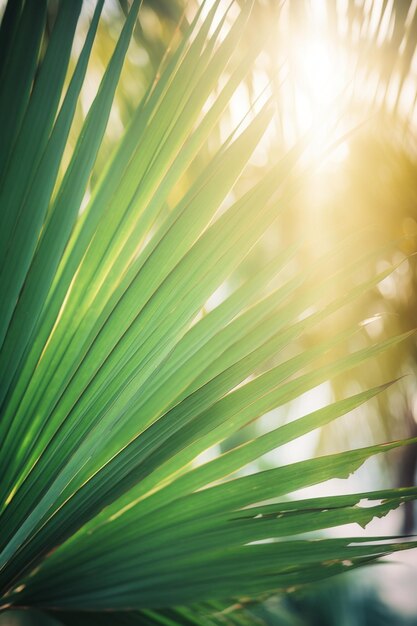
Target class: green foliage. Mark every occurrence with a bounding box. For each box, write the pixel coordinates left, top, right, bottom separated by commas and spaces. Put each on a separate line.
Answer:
0, 1, 416, 624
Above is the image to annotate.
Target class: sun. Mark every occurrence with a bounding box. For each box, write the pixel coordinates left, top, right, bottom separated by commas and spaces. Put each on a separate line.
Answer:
289, 33, 352, 162
284, 22, 354, 161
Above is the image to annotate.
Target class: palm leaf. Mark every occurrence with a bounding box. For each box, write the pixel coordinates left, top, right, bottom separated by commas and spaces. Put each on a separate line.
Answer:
0, 1, 415, 624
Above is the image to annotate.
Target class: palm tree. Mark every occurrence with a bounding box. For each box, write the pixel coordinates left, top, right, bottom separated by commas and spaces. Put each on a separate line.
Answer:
0, 1, 416, 624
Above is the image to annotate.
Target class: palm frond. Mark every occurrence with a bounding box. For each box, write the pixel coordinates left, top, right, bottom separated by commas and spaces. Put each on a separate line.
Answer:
0, 1, 416, 624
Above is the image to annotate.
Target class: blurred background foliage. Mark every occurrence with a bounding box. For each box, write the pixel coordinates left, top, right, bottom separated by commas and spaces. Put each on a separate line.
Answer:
2, 0, 417, 623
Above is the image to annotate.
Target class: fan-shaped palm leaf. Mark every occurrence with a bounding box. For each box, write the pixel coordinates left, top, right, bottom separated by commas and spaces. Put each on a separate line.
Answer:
0, 1, 416, 624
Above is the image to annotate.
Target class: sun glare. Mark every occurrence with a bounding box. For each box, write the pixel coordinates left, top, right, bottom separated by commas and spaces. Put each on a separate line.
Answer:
289, 34, 352, 163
